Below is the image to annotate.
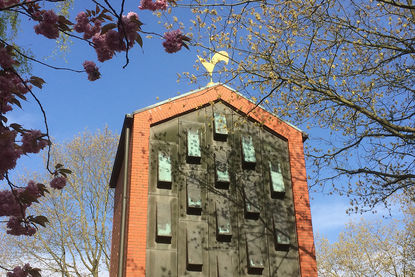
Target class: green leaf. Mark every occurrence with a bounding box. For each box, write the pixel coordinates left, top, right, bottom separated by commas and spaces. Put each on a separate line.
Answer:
100, 14, 113, 21
59, 168, 72, 174
9, 97, 22, 109
101, 23, 116, 35
31, 215, 49, 227
135, 34, 143, 48
9, 123, 22, 131
19, 190, 39, 204
29, 76, 46, 89
28, 268, 41, 277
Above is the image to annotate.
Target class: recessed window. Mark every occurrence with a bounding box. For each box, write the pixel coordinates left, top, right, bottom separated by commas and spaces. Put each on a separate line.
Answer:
157, 151, 172, 189
241, 136, 256, 169
269, 161, 285, 198
156, 200, 172, 244
213, 113, 228, 141
187, 129, 201, 163
186, 177, 202, 215
215, 160, 230, 189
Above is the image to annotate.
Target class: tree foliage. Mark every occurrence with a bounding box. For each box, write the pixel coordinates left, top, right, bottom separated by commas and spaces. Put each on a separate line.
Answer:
0, 0, 186, 275
183, 0, 415, 212
316, 194, 415, 276
7, 128, 117, 276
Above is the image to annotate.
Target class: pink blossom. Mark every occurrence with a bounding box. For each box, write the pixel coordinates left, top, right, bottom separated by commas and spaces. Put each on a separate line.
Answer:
0, 0, 20, 9
21, 129, 49, 154
0, 189, 22, 217
105, 29, 126, 52
162, 29, 184, 53
6, 216, 36, 236
0, 181, 42, 217
92, 34, 114, 62
0, 73, 30, 113
74, 12, 89, 32
33, 10, 59, 39
25, 180, 43, 199
0, 46, 15, 69
139, 0, 167, 11
0, 128, 21, 177
74, 12, 101, 39
50, 176, 66, 190
82, 61, 101, 81
120, 12, 140, 47
7, 264, 32, 277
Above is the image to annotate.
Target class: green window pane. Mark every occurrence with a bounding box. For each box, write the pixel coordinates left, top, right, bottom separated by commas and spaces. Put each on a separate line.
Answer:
215, 160, 230, 187
269, 161, 285, 198
242, 136, 256, 164
158, 151, 172, 186
187, 129, 201, 162
243, 181, 260, 219
273, 215, 290, 251
213, 113, 228, 140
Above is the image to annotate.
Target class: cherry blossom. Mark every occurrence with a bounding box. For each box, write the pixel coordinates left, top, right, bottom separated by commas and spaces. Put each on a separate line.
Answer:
33, 10, 59, 39
83, 61, 101, 81
50, 176, 66, 190
163, 29, 185, 53
139, 0, 167, 11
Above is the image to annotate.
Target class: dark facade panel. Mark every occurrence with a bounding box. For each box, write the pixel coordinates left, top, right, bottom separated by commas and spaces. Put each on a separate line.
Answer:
245, 232, 265, 275
243, 179, 260, 220
215, 198, 232, 242
186, 176, 202, 215
186, 223, 204, 271
146, 103, 300, 276
156, 200, 172, 244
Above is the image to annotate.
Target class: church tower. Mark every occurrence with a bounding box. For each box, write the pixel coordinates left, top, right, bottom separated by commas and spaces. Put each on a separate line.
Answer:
109, 84, 317, 276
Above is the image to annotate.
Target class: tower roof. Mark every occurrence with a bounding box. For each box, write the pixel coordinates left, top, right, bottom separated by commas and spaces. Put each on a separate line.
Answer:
109, 83, 306, 188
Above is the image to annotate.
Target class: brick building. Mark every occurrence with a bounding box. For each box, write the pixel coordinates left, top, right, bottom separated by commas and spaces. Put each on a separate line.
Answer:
109, 84, 317, 276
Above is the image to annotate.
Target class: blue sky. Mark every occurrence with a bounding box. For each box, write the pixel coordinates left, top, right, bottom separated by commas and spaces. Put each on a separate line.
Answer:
6, 1, 400, 244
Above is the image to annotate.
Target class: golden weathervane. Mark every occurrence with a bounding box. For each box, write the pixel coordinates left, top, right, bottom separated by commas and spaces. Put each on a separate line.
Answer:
197, 51, 229, 85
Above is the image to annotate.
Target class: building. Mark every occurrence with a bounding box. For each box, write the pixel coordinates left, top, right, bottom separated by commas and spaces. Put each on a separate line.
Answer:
109, 84, 317, 276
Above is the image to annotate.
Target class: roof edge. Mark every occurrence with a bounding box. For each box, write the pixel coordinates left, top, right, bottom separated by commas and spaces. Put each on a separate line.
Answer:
131, 83, 305, 135
109, 114, 133, 188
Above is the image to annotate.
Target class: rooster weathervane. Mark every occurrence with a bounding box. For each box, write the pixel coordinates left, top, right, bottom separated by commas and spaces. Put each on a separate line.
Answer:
197, 51, 229, 85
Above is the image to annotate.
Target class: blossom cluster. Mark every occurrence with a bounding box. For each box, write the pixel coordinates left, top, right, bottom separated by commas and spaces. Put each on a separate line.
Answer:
0, 127, 50, 177
163, 29, 185, 53
0, 0, 19, 9
74, 12, 141, 63
139, 0, 168, 11
83, 61, 101, 81
0, 180, 42, 236
33, 9, 59, 39
6, 263, 33, 277
0, 44, 67, 238
74, 12, 102, 39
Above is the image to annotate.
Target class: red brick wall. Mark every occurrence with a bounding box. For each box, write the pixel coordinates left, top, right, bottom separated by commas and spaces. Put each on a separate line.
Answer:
121, 84, 317, 276
110, 163, 124, 277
